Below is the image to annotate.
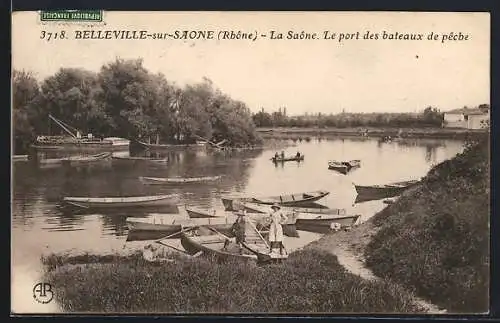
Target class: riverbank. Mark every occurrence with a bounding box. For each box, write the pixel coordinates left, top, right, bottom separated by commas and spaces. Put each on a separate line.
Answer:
41, 248, 422, 313
257, 126, 487, 140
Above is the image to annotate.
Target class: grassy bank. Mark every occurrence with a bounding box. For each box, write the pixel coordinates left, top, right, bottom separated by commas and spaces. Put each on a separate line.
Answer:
42, 249, 423, 313
364, 135, 489, 313
257, 126, 487, 140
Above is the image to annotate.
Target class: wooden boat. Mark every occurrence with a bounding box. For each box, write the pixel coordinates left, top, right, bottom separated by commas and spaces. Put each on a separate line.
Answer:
137, 140, 206, 150
103, 137, 130, 148
179, 219, 287, 263
185, 206, 297, 225
271, 155, 304, 163
240, 202, 346, 216
221, 190, 329, 211
139, 175, 222, 185
61, 152, 112, 166
13, 155, 29, 161
328, 159, 361, 174
113, 156, 168, 163
63, 194, 178, 208
127, 216, 239, 236
295, 213, 361, 233
354, 179, 420, 203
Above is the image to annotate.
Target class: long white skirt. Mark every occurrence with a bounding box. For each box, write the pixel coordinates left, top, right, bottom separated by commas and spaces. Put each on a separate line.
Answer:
269, 223, 283, 242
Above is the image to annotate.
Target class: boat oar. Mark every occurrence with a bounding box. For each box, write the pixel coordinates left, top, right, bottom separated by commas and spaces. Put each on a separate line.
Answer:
205, 226, 232, 241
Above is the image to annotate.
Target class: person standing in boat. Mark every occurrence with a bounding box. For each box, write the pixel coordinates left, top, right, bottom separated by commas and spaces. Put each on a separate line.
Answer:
268, 203, 288, 255
296, 151, 301, 159
281, 151, 285, 160
274, 151, 279, 160
227, 210, 247, 254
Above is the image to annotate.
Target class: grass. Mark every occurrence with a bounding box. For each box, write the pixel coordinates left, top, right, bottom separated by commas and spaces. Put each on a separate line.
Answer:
42, 249, 422, 313
365, 135, 490, 313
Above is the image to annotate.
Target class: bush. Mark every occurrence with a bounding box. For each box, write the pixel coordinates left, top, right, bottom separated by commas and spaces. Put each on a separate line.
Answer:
365, 137, 489, 313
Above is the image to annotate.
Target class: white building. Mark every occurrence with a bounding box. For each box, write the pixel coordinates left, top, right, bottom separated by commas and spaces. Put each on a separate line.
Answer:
443, 107, 489, 129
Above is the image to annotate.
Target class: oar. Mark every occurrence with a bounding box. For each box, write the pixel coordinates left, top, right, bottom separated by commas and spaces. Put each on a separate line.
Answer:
206, 226, 232, 241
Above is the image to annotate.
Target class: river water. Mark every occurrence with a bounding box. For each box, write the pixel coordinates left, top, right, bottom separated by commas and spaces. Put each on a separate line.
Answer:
11, 137, 465, 313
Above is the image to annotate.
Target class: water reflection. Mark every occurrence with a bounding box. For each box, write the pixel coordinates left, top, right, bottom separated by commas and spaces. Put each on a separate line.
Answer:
12, 137, 465, 264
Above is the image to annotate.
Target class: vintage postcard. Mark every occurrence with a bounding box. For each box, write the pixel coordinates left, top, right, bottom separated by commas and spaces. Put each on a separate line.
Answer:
11, 11, 490, 315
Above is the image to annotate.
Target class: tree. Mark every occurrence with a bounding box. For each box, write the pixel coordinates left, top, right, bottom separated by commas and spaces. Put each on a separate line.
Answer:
12, 70, 40, 153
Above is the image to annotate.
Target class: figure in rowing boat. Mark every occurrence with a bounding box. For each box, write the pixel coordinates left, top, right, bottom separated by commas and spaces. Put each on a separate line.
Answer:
274, 152, 279, 160
269, 203, 288, 255
281, 151, 285, 159
296, 151, 301, 159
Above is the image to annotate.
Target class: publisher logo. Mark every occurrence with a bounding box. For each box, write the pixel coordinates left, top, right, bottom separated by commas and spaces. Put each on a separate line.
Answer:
40, 10, 103, 22
33, 282, 53, 304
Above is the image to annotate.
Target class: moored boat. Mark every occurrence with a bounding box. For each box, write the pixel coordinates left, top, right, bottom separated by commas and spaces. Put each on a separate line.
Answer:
328, 159, 361, 174
103, 137, 130, 148
221, 190, 329, 211
13, 155, 29, 161
139, 175, 221, 185
63, 194, 179, 208
295, 213, 361, 233
137, 140, 206, 150
113, 156, 168, 163
61, 152, 112, 166
354, 179, 420, 203
240, 202, 343, 216
127, 216, 239, 236
185, 206, 297, 225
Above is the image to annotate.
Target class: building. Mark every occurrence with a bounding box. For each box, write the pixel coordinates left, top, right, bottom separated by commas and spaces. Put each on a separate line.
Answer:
443, 106, 490, 129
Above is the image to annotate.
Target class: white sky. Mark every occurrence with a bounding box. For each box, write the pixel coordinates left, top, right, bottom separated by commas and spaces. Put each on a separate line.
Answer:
12, 11, 490, 115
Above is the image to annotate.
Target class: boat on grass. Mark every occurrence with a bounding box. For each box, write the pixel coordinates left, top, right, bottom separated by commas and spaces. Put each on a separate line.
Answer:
328, 159, 361, 174
240, 201, 344, 216
221, 190, 329, 211
139, 175, 222, 185
112, 156, 167, 163
354, 179, 420, 203
271, 155, 304, 163
62, 194, 178, 209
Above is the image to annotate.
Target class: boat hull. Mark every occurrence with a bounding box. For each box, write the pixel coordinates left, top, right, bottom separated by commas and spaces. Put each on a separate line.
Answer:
241, 202, 343, 216
221, 191, 329, 211
140, 175, 221, 185
296, 215, 360, 233
180, 233, 258, 261
63, 194, 178, 208
354, 180, 419, 203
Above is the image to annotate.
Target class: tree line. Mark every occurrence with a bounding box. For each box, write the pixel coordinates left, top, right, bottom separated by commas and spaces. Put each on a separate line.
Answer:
252, 106, 445, 128
12, 58, 262, 154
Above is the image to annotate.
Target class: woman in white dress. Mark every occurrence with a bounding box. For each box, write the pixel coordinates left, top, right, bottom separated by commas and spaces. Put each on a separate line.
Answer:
268, 203, 288, 255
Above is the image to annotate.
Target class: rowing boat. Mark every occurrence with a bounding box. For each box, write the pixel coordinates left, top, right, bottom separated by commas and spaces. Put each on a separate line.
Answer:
185, 206, 297, 225
61, 152, 112, 166
127, 216, 240, 235
221, 190, 329, 211
63, 194, 178, 208
13, 155, 29, 161
271, 155, 304, 163
354, 179, 420, 203
179, 218, 287, 263
139, 175, 222, 185
295, 213, 361, 233
112, 156, 168, 163
240, 202, 344, 216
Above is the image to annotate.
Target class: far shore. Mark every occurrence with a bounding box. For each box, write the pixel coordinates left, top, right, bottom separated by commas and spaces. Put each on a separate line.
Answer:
256, 126, 487, 140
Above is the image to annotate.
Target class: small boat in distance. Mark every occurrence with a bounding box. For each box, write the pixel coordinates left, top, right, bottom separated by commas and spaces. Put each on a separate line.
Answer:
139, 175, 222, 185
354, 179, 420, 203
103, 137, 130, 148
221, 190, 329, 211
271, 155, 304, 163
137, 140, 206, 150
61, 152, 112, 166
62, 194, 179, 209
328, 159, 361, 174
12, 155, 29, 162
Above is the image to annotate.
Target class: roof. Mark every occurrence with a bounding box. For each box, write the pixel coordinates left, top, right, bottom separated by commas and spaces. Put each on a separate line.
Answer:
444, 108, 489, 116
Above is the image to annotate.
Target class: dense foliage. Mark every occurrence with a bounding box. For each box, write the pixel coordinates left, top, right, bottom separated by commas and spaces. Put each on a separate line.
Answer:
252, 106, 445, 128
12, 59, 262, 153
365, 134, 489, 313
43, 249, 422, 313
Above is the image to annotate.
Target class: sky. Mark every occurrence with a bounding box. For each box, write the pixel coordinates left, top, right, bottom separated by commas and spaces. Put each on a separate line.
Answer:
12, 11, 490, 115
